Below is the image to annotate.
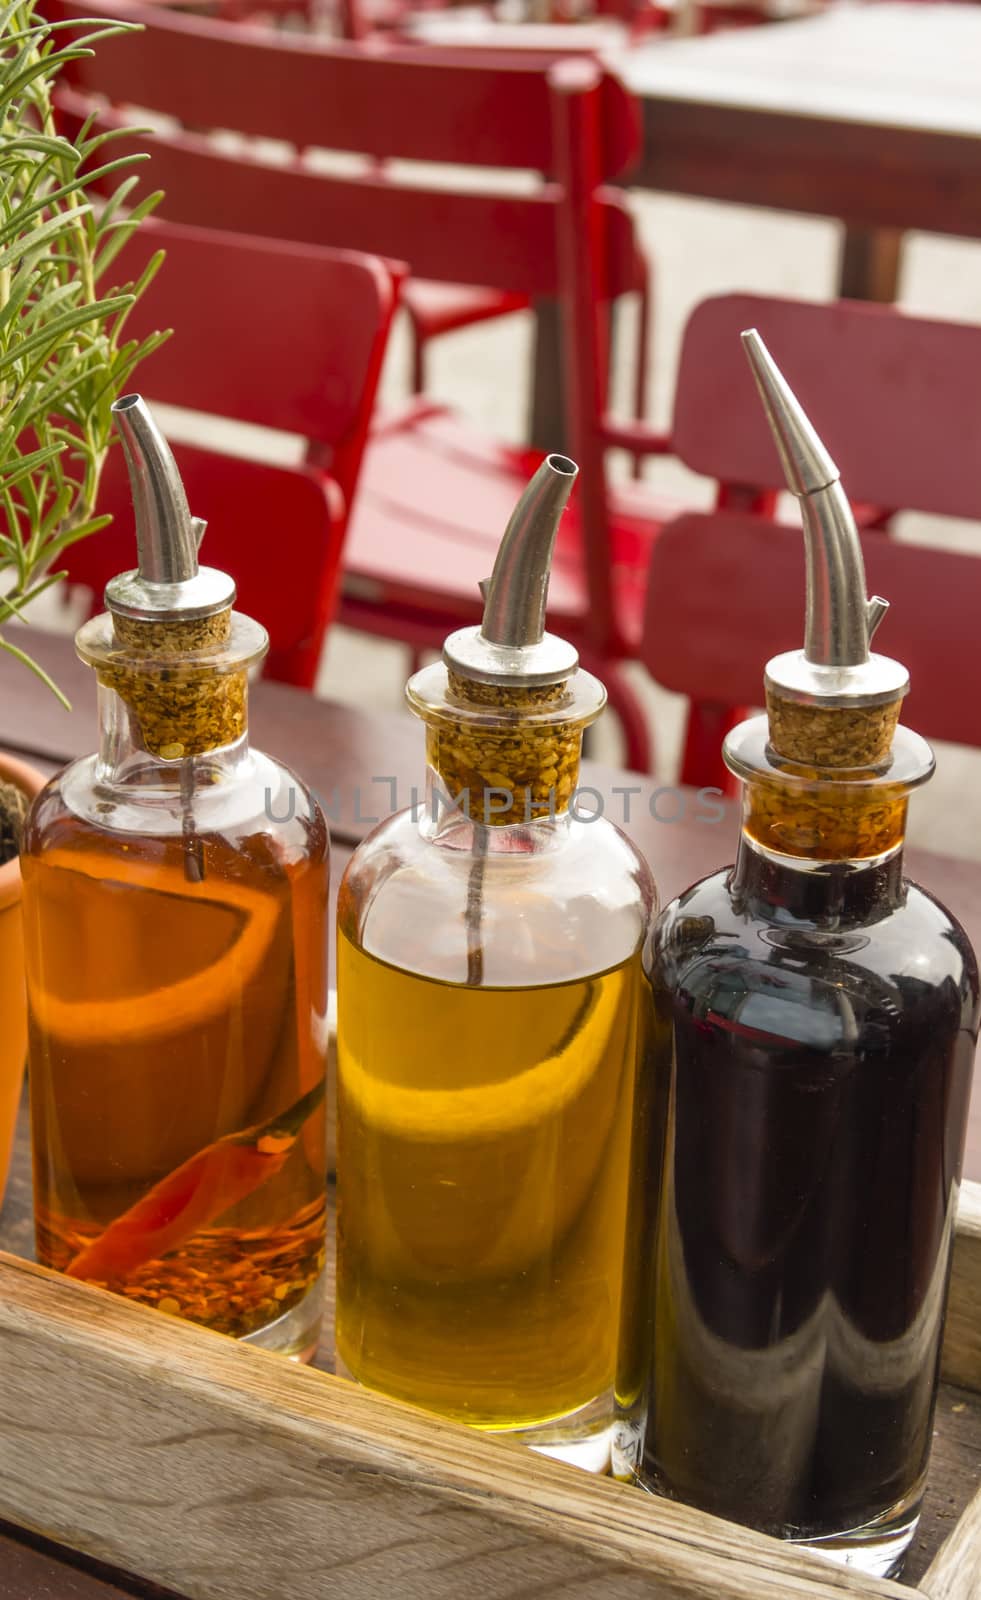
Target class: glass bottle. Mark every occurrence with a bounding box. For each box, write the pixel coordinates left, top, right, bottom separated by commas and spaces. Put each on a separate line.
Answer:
22, 396, 329, 1359
616, 333, 979, 1576
336, 455, 656, 1470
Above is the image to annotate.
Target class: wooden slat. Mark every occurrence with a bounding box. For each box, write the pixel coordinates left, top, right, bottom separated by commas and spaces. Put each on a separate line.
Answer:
0, 1251, 913, 1600
942, 1180, 981, 1393
922, 1482, 981, 1599
3, 1155, 981, 1591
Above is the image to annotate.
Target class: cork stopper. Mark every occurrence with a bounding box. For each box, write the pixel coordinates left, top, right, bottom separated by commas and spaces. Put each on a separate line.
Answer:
725, 716, 934, 864
741, 330, 909, 770
764, 695, 903, 770
100, 611, 247, 760
425, 674, 584, 824
410, 455, 605, 822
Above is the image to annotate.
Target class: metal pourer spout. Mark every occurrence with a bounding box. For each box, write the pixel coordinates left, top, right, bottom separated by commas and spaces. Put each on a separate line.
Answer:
741, 329, 908, 712
105, 394, 236, 622
480, 453, 578, 649
443, 454, 581, 688
741, 329, 889, 669
112, 394, 202, 583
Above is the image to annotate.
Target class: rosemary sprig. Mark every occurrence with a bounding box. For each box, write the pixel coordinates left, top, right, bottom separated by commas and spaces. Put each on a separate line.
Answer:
0, 2, 165, 700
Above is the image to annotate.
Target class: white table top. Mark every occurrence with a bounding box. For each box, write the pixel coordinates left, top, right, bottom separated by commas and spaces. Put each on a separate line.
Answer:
622, 2, 981, 137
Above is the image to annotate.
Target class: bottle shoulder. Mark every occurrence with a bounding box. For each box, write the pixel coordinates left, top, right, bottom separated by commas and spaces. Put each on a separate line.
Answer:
25, 746, 329, 866
646, 864, 980, 1042
340, 807, 656, 987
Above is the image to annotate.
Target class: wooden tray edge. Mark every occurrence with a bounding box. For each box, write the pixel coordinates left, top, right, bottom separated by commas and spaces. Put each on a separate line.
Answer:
0, 1249, 914, 1600
942, 1178, 981, 1393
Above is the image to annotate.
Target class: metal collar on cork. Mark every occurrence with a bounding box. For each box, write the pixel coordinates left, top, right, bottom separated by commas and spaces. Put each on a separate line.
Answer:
741, 330, 908, 712
104, 394, 236, 623
443, 454, 581, 690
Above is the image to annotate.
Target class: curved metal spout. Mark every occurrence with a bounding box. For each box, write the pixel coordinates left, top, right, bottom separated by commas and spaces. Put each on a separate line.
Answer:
443, 452, 583, 687
741, 329, 888, 668
106, 394, 234, 621
112, 394, 205, 584
479, 454, 578, 648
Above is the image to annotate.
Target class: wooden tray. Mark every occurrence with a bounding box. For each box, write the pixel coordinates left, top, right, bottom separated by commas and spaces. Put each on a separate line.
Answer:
2, 1103, 980, 1600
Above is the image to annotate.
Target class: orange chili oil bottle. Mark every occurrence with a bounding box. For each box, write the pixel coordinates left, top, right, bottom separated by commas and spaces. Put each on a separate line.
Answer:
615, 333, 979, 1577
21, 396, 330, 1358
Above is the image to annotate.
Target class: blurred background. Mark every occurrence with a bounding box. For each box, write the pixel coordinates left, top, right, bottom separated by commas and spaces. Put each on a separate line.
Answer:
38, 0, 981, 856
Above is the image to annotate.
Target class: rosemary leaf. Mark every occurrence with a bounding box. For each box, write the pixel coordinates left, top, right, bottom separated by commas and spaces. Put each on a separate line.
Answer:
0, 1, 163, 700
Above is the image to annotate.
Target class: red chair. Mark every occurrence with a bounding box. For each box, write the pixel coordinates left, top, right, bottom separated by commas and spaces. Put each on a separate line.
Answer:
64, 0, 655, 446
330, 14, 653, 412
148, 0, 512, 399
62, 219, 403, 687
51, 5, 662, 760
641, 292, 981, 785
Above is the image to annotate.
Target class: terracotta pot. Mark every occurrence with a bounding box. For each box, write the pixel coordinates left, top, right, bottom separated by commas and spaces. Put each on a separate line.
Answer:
0, 751, 47, 1204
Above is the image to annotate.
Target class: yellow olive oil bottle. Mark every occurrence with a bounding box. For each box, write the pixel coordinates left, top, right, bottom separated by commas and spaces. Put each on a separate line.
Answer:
335, 455, 656, 1469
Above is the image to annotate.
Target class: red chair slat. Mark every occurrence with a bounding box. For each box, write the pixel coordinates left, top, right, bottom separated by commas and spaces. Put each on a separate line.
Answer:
673, 293, 981, 520
57, 97, 639, 299
48, 0, 639, 177
643, 511, 981, 750
112, 219, 400, 441
62, 219, 402, 687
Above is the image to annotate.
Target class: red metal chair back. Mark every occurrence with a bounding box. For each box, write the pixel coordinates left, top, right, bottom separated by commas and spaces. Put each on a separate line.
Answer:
671, 292, 981, 517
50, 0, 637, 172
645, 511, 979, 749
65, 219, 402, 686
49, 0, 641, 654
644, 293, 981, 779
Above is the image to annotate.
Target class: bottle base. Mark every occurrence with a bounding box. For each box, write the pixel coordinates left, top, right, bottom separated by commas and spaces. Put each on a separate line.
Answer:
241, 1270, 325, 1363
789, 1495, 922, 1581
336, 1356, 613, 1473
614, 1426, 921, 1583
498, 1391, 614, 1474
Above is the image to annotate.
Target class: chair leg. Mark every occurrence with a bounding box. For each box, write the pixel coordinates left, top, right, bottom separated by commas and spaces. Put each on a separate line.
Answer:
603, 663, 654, 773
409, 319, 426, 395
631, 279, 652, 480
680, 702, 743, 793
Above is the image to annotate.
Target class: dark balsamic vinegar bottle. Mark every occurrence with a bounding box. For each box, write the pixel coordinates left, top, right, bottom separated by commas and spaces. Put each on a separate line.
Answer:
615, 332, 979, 1578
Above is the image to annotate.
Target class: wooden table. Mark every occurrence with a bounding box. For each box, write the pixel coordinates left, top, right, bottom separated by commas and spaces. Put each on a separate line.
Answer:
422, 3, 981, 303
623, 2, 981, 301
2, 628, 981, 1597
527, 2, 981, 443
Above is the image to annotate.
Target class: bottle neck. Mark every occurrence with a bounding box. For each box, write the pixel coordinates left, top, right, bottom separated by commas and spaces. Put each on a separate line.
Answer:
721, 715, 934, 923
731, 827, 906, 923
418, 763, 575, 851
423, 708, 585, 827
95, 680, 252, 790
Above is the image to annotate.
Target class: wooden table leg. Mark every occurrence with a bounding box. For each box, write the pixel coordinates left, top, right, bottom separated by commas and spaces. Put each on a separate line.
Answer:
838, 224, 904, 303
